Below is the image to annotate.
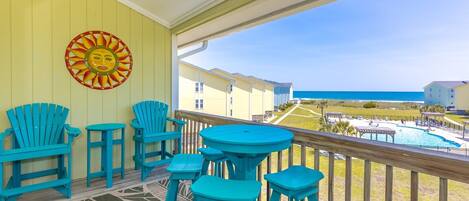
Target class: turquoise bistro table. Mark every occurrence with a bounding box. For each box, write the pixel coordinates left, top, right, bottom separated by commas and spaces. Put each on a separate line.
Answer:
200, 124, 293, 180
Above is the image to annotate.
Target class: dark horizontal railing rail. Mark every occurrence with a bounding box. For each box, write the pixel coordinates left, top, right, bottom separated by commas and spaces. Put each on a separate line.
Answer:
175, 110, 469, 201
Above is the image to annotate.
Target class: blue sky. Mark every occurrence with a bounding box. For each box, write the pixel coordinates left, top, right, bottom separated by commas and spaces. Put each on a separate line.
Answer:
182, 0, 469, 91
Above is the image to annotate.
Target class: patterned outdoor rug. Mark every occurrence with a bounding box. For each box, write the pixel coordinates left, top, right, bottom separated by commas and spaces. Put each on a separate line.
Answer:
80, 178, 193, 201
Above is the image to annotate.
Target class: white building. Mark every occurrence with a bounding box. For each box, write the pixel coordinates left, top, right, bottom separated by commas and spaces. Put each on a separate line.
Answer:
265, 80, 293, 110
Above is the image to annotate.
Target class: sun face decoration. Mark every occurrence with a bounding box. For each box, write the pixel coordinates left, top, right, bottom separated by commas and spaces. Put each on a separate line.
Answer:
65, 31, 132, 90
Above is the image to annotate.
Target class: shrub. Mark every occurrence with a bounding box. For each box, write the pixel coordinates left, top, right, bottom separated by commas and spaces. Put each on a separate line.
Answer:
420, 105, 445, 113
363, 101, 378, 109
278, 105, 284, 111
401, 102, 420, 109
278, 104, 286, 111
302, 100, 316, 105
278, 102, 294, 111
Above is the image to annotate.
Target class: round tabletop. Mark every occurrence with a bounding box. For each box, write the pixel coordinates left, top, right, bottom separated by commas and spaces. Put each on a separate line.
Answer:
86, 123, 126, 131
200, 124, 293, 154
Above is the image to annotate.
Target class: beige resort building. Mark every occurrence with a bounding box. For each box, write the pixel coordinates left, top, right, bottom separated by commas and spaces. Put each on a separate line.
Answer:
454, 83, 469, 111
179, 62, 274, 121
179, 61, 233, 117
211, 69, 253, 120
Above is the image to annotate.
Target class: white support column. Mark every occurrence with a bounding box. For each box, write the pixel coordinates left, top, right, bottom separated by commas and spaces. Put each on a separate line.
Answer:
248, 84, 252, 120
171, 34, 179, 112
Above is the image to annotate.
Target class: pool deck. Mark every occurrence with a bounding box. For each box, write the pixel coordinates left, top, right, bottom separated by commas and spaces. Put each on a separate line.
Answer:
408, 123, 469, 148
344, 118, 469, 148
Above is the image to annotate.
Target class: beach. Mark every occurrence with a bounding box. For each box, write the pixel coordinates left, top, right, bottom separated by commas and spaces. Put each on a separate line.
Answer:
294, 91, 424, 103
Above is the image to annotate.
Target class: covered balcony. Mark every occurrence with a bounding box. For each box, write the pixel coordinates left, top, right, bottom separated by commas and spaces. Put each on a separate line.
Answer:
1, 0, 468, 201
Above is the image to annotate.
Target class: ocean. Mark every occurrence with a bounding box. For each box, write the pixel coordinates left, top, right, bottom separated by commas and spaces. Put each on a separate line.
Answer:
293, 91, 424, 102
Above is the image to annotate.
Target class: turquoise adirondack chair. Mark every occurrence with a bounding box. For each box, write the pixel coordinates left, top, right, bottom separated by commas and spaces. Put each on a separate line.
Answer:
0, 103, 81, 201
131, 100, 185, 180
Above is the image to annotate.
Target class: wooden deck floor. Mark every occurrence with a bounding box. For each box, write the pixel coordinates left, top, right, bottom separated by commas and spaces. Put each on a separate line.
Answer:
18, 166, 170, 201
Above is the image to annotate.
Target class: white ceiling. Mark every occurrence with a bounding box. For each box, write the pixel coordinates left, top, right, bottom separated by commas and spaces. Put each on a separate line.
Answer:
177, 0, 334, 47
118, 0, 223, 27
118, 0, 334, 47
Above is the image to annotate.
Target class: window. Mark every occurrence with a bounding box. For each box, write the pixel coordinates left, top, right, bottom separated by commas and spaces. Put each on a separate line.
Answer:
230, 109, 233, 116
195, 99, 204, 109
230, 97, 233, 104
195, 82, 204, 93
229, 84, 233, 93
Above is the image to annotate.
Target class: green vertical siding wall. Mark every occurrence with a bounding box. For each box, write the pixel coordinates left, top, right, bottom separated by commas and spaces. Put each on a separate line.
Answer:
0, 0, 172, 182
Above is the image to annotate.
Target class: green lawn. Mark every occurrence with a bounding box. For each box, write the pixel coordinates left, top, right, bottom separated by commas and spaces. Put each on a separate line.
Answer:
278, 113, 321, 130
270, 106, 469, 200
292, 106, 320, 116
258, 146, 469, 201
269, 105, 296, 123
302, 104, 420, 120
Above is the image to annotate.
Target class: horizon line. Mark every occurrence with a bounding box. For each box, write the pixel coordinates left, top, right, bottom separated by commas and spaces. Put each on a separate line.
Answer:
293, 90, 424, 92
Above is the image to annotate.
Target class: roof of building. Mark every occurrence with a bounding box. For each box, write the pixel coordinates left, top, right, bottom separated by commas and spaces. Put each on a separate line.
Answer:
325, 112, 344, 118
264, 80, 293, 88
210, 68, 278, 88
420, 112, 445, 117
355, 126, 396, 135
230, 73, 273, 87
246, 76, 275, 87
181, 61, 234, 82
425, 81, 469, 89
210, 68, 234, 77
210, 69, 248, 84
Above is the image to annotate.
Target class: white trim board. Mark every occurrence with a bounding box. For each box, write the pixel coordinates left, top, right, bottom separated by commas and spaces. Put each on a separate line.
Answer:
118, 0, 171, 27
171, 34, 179, 111
117, 0, 222, 28
171, 0, 223, 27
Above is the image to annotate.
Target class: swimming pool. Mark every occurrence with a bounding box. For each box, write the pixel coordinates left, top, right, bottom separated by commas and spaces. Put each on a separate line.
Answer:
360, 124, 461, 148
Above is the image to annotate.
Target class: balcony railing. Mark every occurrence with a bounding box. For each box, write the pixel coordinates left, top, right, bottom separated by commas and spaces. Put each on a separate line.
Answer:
175, 110, 469, 201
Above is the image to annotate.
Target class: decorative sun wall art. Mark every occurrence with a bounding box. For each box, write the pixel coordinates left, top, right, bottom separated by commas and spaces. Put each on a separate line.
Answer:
65, 31, 133, 90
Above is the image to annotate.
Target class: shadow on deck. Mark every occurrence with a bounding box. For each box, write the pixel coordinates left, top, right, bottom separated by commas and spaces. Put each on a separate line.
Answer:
18, 166, 170, 201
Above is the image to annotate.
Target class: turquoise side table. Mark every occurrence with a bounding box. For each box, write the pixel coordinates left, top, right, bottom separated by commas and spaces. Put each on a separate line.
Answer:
200, 124, 293, 180
86, 123, 126, 188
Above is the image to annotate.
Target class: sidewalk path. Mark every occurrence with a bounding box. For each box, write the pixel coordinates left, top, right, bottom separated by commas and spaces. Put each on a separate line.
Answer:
444, 117, 462, 126
297, 106, 322, 116
272, 104, 299, 125
289, 114, 316, 118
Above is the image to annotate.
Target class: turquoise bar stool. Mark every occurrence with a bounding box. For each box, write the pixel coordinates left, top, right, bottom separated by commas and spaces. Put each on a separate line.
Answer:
198, 147, 235, 178
166, 154, 204, 201
191, 176, 261, 201
264, 166, 324, 201
86, 123, 126, 188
